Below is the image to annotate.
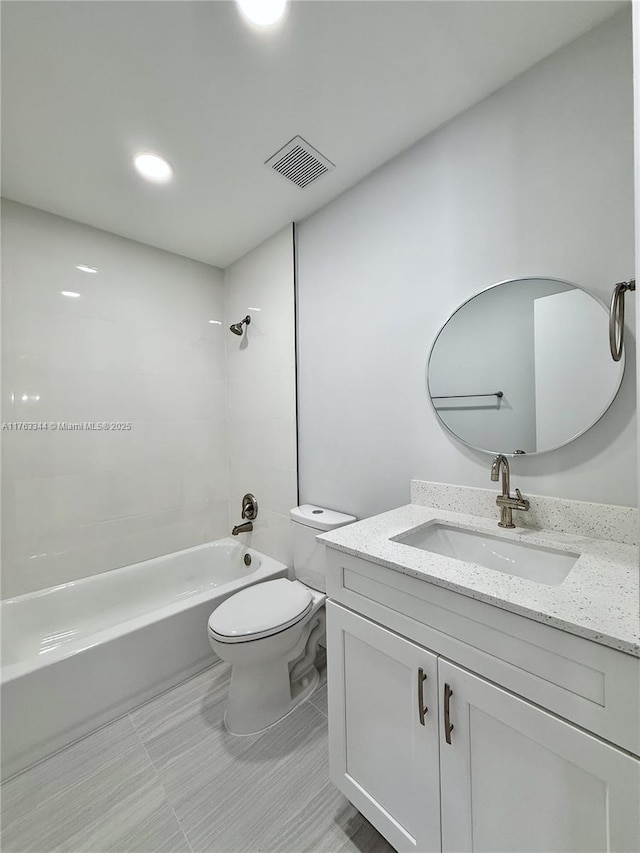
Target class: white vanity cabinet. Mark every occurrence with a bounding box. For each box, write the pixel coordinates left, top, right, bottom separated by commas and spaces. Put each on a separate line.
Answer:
325, 551, 640, 853
438, 658, 639, 853
327, 604, 441, 853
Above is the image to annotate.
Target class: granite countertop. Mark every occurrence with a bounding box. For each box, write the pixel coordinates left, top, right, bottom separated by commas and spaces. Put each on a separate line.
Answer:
318, 503, 640, 657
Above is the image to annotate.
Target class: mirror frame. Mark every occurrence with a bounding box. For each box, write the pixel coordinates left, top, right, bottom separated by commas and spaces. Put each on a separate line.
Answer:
426, 276, 626, 457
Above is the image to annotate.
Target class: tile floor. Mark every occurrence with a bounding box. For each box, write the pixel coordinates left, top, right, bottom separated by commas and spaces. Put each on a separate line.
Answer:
1, 653, 394, 853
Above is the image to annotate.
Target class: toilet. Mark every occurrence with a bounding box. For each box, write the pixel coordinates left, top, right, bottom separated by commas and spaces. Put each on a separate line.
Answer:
208, 504, 356, 735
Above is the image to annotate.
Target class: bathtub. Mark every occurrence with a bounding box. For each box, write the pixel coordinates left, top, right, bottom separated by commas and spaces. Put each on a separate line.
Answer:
1, 539, 287, 780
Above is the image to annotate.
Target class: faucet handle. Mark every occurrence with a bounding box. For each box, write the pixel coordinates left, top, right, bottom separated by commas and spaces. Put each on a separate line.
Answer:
241, 493, 258, 521
515, 488, 530, 511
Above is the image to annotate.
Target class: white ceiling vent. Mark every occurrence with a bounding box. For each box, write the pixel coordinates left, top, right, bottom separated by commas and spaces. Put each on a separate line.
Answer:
265, 136, 334, 189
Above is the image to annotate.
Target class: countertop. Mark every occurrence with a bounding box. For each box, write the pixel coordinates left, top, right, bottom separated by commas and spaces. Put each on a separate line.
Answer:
318, 503, 640, 657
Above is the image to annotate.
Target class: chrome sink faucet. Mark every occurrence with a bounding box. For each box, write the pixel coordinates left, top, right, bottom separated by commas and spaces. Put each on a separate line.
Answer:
490, 455, 530, 528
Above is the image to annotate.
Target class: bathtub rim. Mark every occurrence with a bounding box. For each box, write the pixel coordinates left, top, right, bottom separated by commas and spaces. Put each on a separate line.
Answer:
1, 538, 288, 684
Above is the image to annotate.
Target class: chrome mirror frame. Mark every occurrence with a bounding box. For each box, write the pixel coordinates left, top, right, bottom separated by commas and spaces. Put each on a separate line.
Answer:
426, 276, 626, 457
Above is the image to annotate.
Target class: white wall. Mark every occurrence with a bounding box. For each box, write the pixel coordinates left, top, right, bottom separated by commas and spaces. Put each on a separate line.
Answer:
224, 225, 297, 566
297, 10, 636, 520
1, 200, 228, 597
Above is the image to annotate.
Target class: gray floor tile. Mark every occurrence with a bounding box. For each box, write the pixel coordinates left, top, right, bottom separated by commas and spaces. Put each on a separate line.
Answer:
129, 661, 265, 788
2, 650, 392, 853
1, 724, 190, 853
129, 663, 228, 741
162, 701, 330, 853
70, 799, 191, 853
333, 799, 396, 853
261, 779, 395, 853
309, 682, 328, 717
1, 717, 141, 829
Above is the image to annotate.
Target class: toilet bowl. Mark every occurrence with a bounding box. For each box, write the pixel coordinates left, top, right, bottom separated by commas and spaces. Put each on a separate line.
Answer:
208, 505, 356, 735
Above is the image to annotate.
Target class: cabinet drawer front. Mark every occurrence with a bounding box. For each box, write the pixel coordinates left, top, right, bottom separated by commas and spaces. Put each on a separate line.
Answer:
438, 660, 640, 853
326, 602, 441, 853
327, 550, 640, 755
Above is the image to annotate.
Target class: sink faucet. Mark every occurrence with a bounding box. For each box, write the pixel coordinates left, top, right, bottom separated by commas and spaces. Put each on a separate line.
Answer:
490, 455, 530, 528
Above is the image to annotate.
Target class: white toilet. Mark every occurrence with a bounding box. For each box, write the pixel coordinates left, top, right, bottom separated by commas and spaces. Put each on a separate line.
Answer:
208, 504, 355, 735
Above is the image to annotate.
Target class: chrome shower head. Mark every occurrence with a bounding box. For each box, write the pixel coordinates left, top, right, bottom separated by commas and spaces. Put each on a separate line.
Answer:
229, 315, 251, 336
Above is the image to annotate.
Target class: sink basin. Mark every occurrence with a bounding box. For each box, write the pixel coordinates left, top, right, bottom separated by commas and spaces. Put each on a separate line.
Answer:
394, 523, 580, 586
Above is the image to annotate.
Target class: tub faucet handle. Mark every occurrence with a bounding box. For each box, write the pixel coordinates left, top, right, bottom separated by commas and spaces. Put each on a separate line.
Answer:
242, 493, 258, 521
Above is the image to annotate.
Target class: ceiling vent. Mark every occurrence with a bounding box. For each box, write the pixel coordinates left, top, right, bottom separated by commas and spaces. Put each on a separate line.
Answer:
265, 136, 334, 189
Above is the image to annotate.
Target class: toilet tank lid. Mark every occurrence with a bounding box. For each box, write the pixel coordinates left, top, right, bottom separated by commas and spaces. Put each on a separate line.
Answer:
290, 504, 357, 531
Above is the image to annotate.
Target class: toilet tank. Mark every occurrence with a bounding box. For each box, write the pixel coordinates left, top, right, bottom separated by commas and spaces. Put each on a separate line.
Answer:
290, 505, 356, 592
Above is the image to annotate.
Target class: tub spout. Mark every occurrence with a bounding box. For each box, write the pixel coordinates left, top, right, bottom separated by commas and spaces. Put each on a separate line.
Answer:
232, 521, 253, 535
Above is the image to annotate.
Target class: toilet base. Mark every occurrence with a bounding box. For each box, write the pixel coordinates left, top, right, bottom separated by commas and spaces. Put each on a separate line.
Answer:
224, 663, 320, 736
209, 587, 326, 736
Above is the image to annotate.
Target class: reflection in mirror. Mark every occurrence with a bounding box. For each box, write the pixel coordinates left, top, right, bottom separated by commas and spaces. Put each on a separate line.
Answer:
427, 278, 625, 456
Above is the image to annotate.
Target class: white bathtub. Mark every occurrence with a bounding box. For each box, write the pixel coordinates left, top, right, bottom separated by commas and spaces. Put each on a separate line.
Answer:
1, 539, 287, 780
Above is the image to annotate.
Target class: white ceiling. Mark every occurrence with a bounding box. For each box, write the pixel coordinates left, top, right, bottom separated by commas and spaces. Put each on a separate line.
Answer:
2, 0, 625, 268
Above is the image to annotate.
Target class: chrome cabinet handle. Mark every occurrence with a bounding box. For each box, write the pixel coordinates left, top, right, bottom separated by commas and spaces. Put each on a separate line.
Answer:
444, 683, 454, 744
418, 668, 428, 725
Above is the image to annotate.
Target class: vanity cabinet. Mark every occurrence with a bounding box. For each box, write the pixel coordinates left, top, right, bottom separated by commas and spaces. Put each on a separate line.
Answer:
327, 604, 441, 852
438, 658, 639, 853
326, 571, 640, 853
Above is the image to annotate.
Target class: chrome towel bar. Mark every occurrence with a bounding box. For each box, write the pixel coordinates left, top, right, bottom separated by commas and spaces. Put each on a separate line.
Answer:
609, 280, 635, 362
431, 391, 504, 400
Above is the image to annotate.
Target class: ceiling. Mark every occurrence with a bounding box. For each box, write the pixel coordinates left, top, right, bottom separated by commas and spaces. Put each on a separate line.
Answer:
1, 0, 625, 268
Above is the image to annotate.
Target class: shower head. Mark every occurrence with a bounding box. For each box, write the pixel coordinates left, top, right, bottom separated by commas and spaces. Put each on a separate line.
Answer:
229, 315, 251, 336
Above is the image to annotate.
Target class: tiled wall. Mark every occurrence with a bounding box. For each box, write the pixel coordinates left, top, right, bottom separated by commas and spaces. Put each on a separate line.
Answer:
1, 200, 229, 597
224, 225, 297, 566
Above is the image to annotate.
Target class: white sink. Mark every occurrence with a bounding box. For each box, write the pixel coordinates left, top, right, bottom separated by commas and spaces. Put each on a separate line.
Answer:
394, 523, 580, 586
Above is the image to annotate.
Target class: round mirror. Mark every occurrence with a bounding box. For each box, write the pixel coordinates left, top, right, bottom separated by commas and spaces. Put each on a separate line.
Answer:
427, 277, 625, 456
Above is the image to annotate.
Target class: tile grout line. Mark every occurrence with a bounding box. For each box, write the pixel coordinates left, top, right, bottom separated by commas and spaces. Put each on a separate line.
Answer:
2, 664, 224, 791
308, 695, 328, 718
127, 711, 197, 853
302, 697, 329, 727
0, 715, 144, 836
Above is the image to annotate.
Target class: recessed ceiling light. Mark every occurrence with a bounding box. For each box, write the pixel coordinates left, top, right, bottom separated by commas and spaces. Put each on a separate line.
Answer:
76, 264, 98, 274
133, 152, 173, 183
61, 291, 81, 298
237, 0, 287, 26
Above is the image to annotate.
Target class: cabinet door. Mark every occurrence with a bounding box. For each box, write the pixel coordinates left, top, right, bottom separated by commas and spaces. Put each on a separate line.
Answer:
326, 601, 441, 853
439, 659, 640, 853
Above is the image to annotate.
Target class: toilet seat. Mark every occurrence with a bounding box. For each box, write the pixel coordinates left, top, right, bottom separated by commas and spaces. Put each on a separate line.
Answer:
208, 578, 313, 643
